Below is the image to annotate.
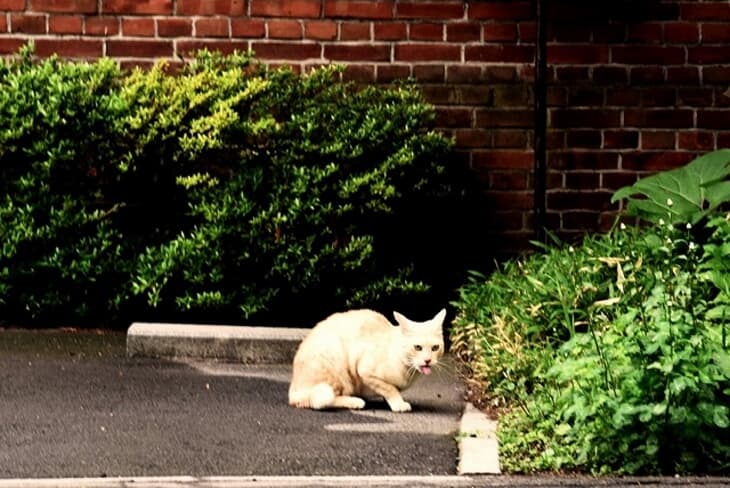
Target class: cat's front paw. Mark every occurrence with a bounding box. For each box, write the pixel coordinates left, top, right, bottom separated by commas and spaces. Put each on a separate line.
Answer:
389, 400, 412, 413
343, 397, 366, 410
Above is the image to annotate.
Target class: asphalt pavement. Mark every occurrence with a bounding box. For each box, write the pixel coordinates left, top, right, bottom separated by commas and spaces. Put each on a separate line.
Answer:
2, 328, 729, 488
0, 329, 462, 479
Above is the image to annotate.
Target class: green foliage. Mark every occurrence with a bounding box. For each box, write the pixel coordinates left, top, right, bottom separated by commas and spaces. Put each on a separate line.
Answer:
611, 149, 730, 225
0, 46, 454, 326
0, 45, 129, 322
453, 153, 730, 474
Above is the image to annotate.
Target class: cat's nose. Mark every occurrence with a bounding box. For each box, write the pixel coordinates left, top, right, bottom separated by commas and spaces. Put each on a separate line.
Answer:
424, 359, 431, 365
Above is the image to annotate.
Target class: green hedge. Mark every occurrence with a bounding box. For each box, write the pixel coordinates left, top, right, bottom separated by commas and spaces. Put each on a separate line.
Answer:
0, 45, 461, 327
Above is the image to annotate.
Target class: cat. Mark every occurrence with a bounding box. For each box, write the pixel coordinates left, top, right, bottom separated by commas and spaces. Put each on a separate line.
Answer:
288, 308, 446, 412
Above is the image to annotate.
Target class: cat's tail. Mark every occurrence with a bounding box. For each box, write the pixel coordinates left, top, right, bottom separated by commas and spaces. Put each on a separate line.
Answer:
288, 383, 335, 410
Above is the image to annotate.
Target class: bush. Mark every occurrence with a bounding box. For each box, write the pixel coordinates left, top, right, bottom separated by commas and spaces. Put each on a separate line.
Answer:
452, 151, 730, 474
0, 46, 456, 326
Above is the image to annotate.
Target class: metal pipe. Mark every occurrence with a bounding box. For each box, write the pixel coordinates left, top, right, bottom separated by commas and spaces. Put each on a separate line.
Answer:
534, 0, 548, 243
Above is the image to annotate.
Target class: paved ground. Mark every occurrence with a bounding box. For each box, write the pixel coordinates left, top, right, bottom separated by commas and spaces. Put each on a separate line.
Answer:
0, 329, 463, 478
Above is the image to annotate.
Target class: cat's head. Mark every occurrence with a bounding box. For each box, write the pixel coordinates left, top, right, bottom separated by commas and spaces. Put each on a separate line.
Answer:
393, 308, 446, 376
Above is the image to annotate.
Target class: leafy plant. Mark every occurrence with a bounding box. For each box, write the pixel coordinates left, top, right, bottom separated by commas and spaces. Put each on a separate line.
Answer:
453, 152, 730, 474
611, 149, 730, 225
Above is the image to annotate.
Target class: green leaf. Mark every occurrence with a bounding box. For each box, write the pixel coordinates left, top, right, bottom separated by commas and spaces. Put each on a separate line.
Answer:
611, 149, 730, 224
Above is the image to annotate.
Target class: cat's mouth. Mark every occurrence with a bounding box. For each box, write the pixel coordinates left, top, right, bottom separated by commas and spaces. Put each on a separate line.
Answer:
418, 365, 432, 375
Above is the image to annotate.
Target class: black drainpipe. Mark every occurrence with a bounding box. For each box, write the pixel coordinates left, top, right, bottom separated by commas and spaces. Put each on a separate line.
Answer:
534, 0, 548, 244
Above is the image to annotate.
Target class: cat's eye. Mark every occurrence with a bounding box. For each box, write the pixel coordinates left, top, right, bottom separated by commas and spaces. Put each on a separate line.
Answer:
431, 345, 440, 351
414, 345, 422, 351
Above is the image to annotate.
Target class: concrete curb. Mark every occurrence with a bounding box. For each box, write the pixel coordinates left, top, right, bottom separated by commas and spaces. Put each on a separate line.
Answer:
126, 322, 308, 364
458, 403, 501, 475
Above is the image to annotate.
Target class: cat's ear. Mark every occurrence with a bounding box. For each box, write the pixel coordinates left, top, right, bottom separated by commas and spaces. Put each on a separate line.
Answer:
393, 311, 410, 327
432, 308, 447, 327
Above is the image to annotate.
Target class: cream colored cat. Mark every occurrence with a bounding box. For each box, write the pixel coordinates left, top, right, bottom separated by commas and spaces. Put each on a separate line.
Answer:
288, 308, 446, 412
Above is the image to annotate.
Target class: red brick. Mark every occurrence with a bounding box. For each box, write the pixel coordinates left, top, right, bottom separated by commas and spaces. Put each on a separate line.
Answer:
250, 0, 320, 18
627, 22, 663, 43
552, 24, 593, 43
48, 15, 82, 34
342, 63, 375, 82
640, 131, 676, 150
697, 109, 730, 130
446, 22, 480, 42
0, 15, 6, 32
548, 190, 613, 211
107, 39, 172, 57
612, 46, 685, 64
85, 16, 119, 35
548, 45, 608, 64
677, 88, 714, 107
475, 109, 532, 128
592, 66, 628, 84
101, 0, 172, 15
267, 20, 301, 39
472, 150, 533, 170
304, 21, 336, 40
0, 38, 26, 53
593, 23, 627, 43
703, 66, 730, 85
562, 211, 601, 230
678, 131, 715, 151
35, 38, 103, 57
324, 1, 394, 19
177, 0, 244, 16
195, 18, 229, 37
567, 86, 605, 107
0, 0, 25, 10
665, 22, 698, 43
667, 66, 699, 84
626, 109, 694, 129
420, 84, 458, 104
484, 66, 518, 82
484, 23, 518, 42
604, 130, 639, 149
409, 22, 442, 41
232, 19, 265, 38
551, 109, 621, 128
567, 130, 601, 149
446, 65, 482, 83
373, 22, 406, 40
689, 46, 730, 64
469, 1, 532, 21
325, 43, 389, 61
376, 64, 410, 82
30, 0, 97, 13
622, 151, 694, 172
10, 14, 46, 33
122, 17, 154, 36
396, 2, 463, 19
252, 41, 320, 60
395, 43, 460, 61
413, 64, 444, 82
701, 23, 730, 43
494, 130, 528, 149
630, 66, 665, 85
465, 45, 533, 63
490, 173, 529, 191
640, 88, 676, 107
178, 40, 248, 57
157, 18, 192, 37
681, 3, 730, 21
340, 21, 370, 40
549, 151, 619, 170
435, 107, 472, 128
602, 171, 638, 191
459, 85, 492, 104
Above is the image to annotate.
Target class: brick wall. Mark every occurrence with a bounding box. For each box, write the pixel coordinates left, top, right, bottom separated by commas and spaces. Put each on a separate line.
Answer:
1, 0, 730, 254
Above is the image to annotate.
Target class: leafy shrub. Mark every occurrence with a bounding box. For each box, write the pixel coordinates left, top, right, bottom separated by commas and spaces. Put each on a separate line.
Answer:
0, 45, 130, 323
452, 151, 730, 474
0, 46, 456, 326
